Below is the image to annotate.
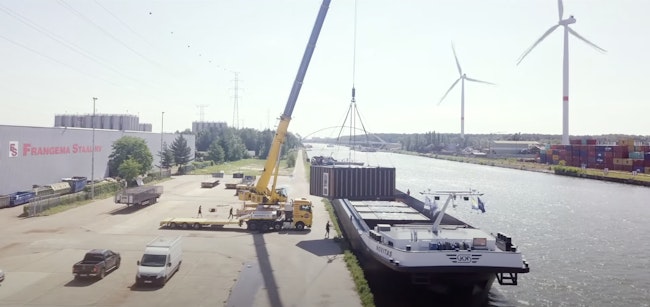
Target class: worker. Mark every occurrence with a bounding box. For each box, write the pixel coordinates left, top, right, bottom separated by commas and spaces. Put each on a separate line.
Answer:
325, 221, 330, 238
197, 205, 203, 218
228, 207, 234, 219
407, 189, 410, 196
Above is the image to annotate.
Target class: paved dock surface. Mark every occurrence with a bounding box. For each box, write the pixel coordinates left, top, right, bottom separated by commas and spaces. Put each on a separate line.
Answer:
0, 151, 361, 307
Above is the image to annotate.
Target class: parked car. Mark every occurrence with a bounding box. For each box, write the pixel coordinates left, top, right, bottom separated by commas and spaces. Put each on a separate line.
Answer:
0, 268, 5, 282
72, 249, 121, 279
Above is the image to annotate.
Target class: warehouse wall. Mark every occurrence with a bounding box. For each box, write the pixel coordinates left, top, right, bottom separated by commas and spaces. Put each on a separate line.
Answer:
0, 125, 194, 195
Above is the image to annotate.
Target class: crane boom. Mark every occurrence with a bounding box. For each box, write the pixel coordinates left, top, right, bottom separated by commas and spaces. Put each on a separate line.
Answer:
242, 0, 330, 205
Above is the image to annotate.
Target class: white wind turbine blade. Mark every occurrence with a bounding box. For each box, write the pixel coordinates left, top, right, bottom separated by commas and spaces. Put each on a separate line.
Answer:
452, 43, 462, 75
517, 24, 560, 65
558, 0, 564, 20
465, 76, 495, 85
438, 78, 461, 105
568, 28, 607, 53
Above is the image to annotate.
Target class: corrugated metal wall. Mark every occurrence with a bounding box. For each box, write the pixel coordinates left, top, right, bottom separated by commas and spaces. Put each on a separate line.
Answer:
0, 125, 195, 195
310, 165, 396, 200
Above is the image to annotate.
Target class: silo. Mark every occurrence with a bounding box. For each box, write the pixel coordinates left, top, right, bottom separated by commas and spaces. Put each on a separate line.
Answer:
54, 115, 62, 127
132, 115, 140, 131
84, 115, 93, 128
128, 115, 136, 131
71, 115, 80, 127
101, 115, 110, 129
62, 115, 73, 127
92, 114, 100, 128
111, 115, 120, 130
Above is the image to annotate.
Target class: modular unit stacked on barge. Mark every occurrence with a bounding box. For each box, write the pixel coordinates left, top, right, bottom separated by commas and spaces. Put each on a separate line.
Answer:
310, 164, 529, 296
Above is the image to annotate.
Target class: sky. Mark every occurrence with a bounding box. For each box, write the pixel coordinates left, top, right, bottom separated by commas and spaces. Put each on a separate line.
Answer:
1, 0, 648, 139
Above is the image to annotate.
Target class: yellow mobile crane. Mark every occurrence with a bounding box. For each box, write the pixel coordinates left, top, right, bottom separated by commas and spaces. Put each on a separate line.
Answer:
159, 0, 330, 232
238, 0, 330, 209
234, 0, 331, 231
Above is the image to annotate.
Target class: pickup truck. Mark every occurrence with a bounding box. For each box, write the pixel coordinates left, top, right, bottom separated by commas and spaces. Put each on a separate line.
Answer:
72, 249, 121, 279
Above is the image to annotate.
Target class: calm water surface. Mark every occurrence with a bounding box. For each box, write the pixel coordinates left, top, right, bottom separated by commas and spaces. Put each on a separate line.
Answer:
307, 145, 650, 307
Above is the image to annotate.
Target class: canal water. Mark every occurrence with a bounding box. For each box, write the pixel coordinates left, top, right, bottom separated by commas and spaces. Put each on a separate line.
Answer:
306, 144, 650, 307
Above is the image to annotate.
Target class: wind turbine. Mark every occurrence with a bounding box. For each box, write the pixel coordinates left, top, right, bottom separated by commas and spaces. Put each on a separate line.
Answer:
439, 43, 494, 140
517, 0, 605, 145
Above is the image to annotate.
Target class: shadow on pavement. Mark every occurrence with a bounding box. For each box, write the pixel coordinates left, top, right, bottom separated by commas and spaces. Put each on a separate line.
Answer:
295, 239, 343, 257
64, 278, 99, 287
109, 205, 145, 215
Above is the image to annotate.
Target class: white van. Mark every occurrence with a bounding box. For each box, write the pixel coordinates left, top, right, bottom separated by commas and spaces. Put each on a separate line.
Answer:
136, 236, 182, 286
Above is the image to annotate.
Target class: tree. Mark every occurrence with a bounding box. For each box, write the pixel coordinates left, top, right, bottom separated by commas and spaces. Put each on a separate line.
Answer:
286, 151, 296, 168
207, 141, 225, 164
118, 158, 142, 184
158, 142, 174, 169
171, 134, 192, 167
108, 136, 153, 177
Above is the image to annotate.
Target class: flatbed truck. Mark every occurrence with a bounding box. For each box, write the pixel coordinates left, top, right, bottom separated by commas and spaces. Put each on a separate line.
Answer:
160, 198, 313, 232
115, 186, 163, 206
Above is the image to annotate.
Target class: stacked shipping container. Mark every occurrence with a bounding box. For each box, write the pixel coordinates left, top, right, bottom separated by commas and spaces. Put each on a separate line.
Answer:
539, 138, 650, 173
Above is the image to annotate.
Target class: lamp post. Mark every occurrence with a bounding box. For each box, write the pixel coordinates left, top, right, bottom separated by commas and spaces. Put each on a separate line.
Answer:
91, 97, 97, 199
160, 111, 164, 178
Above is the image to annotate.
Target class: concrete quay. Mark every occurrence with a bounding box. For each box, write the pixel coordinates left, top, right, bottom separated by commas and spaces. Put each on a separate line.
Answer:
0, 156, 361, 307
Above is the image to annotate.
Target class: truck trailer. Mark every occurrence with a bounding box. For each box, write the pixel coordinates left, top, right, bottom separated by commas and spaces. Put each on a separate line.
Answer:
159, 198, 313, 232
115, 186, 163, 206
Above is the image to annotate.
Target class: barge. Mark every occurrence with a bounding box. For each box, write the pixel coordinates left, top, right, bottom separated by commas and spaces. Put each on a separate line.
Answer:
331, 190, 529, 297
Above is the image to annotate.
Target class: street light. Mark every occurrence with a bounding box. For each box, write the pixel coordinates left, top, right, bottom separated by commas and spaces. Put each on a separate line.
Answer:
91, 97, 97, 199
160, 111, 164, 178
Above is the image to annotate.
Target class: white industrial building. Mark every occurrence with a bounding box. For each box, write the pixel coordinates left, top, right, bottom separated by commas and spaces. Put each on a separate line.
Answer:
489, 140, 541, 155
0, 125, 194, 195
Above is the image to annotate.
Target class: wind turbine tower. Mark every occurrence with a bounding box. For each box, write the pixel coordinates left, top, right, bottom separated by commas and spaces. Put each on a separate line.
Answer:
438, 43, 494, 140
517, 0, 605, 145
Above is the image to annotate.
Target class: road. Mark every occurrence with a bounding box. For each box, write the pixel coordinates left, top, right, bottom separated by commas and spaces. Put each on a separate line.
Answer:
0, 151, 361, 307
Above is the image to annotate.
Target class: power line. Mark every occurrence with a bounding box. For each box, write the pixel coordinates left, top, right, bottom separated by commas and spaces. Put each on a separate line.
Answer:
57, 0, 173, 76
0, 33, 116, 85
94, 0, 155, 48
0, 3, 149, 87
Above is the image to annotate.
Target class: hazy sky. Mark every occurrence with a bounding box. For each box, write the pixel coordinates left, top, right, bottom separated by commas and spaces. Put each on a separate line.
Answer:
1, 0, 648, 139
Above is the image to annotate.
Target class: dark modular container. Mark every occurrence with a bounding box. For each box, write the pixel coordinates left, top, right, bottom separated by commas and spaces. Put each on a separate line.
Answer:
310, 165, 396, 200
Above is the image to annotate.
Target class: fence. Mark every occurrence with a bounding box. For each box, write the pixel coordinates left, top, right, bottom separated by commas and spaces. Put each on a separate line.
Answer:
24, 192, 88, 217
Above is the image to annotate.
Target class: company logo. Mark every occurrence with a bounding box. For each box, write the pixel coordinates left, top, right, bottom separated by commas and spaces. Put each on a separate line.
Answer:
456, 254, 472, 263
7, 142, 102, 157
9, 141, 18, 158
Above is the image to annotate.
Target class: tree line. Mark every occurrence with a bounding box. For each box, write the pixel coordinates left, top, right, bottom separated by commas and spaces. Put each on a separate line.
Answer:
107, 127, 301, 184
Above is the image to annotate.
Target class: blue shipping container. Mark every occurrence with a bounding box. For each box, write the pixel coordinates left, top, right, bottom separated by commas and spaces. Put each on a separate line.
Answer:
10, 191, 36, 206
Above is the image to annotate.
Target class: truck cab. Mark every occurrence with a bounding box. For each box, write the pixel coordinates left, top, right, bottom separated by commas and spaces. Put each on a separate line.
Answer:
285, 198, 313, 229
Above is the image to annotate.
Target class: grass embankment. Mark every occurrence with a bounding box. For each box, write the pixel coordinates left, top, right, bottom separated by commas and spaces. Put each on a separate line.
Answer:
424, 153, 650, 185
190, 158, 293, 177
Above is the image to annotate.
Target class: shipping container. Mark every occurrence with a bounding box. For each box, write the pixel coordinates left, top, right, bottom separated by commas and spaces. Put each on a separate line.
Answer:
0, 195, 10, 209
10, 191, 36, 206
629, 152, 644, 160
310, 165, 395, 200
62, 176, 87, 193
613, 158, 634, 166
